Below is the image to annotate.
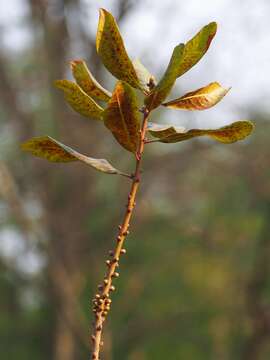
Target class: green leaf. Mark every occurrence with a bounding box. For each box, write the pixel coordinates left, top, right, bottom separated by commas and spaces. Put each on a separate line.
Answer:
145, 44, 185, 110
55, 80, 104, 120
163, 82, 230, 110
176, 22, 217, 78
21, 136, 125, 175
70, 59, 111, 102
132, 58, 156, 93
144, 22, 217, 111
96, 8, 140, 89
148, 121, 254, 144
104, 81, 140, 153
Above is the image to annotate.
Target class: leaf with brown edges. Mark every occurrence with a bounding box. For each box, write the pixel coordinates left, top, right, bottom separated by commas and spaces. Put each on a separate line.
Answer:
70, 59, 111, 102
55, 80, 104, 120
21, 136, 125, 175
163, 82, 230, 110
149, 121, 254, 144
104, 81, 140, 153
96, 8, 140, 89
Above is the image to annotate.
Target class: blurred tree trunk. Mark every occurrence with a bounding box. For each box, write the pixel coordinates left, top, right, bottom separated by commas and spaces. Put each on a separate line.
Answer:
29, 1, 115, 358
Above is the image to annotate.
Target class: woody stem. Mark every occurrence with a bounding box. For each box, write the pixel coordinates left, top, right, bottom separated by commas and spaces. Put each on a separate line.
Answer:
91, 107, 150, 360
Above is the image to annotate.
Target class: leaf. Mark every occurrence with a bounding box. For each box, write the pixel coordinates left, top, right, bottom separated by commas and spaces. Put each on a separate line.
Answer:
96, 8, 140, 89
70, 59, 111, 102
176, 22, 217, 78
132, 59, 156, 93
55, 80, 104, 120
145, 44, 185, 110
147, 122, 185, 138
163, 82, 230, 110
103, 81, 140, 153
144, 22, 217, 110
21, 136, 124, 175
149, 121, 254, 144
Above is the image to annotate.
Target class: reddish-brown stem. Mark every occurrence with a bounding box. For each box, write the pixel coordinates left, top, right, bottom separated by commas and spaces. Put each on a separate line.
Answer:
91, 108, 150, 360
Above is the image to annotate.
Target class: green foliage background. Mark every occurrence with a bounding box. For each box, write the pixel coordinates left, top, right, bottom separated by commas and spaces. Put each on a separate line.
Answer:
0, 1, 269, 359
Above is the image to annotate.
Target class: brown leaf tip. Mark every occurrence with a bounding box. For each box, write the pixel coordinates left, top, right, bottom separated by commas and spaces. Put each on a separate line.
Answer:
70, 59, 84, 69
98, 8, 108, 21
99, 8, 107, 15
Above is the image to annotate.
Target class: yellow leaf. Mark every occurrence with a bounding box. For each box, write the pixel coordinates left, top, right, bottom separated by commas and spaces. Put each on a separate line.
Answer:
21, 136, 124, 175
22, 137, 76, 162
163, 82, 230, 110
104, 81, 140, 153
54, 80, 103, 120
70, 59, 111, 102
96, 8, 140, 89
149, 121, 254, 144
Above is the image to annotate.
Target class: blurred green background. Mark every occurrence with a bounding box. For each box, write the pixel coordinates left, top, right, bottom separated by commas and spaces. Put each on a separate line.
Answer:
0, 0, 270, 359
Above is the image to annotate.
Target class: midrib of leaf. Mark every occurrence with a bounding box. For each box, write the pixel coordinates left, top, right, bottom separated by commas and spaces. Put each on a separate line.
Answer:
115, 90, 132, 146
183, 93, 213, 100
178, 88, 229, 102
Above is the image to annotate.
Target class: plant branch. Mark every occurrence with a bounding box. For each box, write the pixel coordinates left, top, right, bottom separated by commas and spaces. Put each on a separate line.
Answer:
117, 171, 134, 179
91, 107, 150, 360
